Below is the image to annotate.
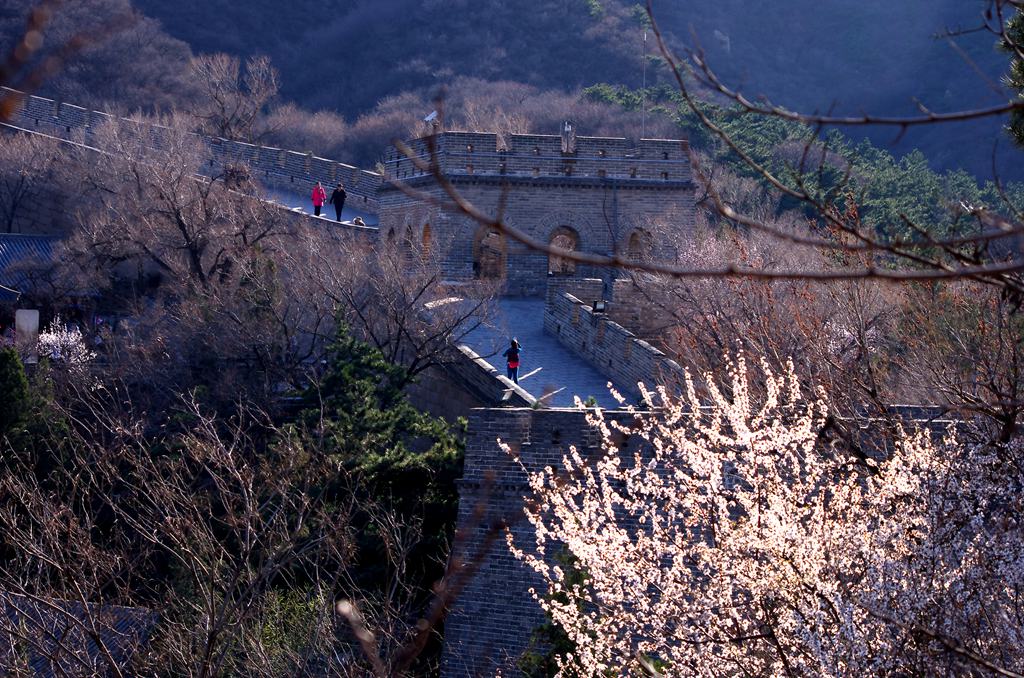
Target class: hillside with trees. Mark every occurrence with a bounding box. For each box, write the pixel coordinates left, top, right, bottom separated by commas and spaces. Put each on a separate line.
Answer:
129, 0, 1018, 179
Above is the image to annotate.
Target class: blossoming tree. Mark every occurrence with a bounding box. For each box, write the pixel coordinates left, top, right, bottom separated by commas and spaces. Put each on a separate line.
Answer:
508, 357, 1024, 677
37, 316, 96, 369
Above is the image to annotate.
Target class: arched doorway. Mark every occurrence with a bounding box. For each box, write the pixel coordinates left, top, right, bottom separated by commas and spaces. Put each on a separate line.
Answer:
472, 226, 506, 279
403, 225, 415, 262
548, 226, 579, 276
626, 229, 653, 263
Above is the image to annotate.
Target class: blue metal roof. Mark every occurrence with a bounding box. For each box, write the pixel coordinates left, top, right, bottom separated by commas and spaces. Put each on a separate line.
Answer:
1, 591, 157, 676
0, 233, 57, 295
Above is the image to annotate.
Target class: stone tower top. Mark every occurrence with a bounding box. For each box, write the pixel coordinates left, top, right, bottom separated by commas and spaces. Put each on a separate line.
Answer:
383, 128, 691, 186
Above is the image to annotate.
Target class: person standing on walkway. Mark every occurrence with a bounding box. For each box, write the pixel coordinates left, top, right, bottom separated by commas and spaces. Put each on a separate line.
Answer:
311, 181, 327, 217
503, 338, 522, 384
329, 182, 347, 222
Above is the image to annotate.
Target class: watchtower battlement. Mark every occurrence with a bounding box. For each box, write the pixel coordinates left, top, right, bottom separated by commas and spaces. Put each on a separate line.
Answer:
379, 127, 695, 295
383, 129, 691, 186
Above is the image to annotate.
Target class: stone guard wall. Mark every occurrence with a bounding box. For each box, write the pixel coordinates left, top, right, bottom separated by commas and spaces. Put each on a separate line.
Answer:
447, 345, 536, 407
1, 87, 382, 213
544, 289, 686, 401
0, 123, 379, 247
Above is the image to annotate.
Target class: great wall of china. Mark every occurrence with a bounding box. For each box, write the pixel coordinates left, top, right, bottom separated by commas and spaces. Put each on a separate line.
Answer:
0, 87, 707, 674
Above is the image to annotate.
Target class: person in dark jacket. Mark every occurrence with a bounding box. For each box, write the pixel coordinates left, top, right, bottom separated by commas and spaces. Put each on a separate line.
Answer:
502, 338, 522, 384
329, 182, 347, 222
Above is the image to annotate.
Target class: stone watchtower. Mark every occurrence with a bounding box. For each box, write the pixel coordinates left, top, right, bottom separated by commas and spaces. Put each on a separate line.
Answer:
377, 126, 695, 295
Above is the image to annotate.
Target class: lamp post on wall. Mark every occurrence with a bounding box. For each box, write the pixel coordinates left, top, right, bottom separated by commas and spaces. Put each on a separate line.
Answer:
641, 29, 648, 139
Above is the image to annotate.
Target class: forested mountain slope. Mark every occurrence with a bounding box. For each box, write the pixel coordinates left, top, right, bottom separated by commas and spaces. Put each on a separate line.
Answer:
656, 0, 1015, 179
134, 0, 647, 114
0, 0, 195, 111
0, 0, 1017, 178
132, 0, 1018, 178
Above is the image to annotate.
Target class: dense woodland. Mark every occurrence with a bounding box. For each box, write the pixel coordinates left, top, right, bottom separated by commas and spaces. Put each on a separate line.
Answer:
1, 0, 1024, 675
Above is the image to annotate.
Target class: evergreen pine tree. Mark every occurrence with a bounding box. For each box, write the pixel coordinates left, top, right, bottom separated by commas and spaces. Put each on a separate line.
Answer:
1004, 9, 1024, 147
0, 347, 29, 438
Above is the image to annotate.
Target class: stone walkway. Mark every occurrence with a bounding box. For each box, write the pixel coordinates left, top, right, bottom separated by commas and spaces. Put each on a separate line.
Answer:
264, 187, 379, 226
462, 298, 620, 408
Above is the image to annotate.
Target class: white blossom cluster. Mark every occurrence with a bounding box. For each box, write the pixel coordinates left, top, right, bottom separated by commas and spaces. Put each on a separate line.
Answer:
507, 356, 1024, 677
37, 316, 97, 370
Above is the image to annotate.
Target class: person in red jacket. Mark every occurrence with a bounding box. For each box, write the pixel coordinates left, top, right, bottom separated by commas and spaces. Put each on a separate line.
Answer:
311, 181, 327, 217
502, 338, 522, 384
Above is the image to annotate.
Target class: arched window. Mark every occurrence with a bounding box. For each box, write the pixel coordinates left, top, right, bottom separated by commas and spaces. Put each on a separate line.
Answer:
548, 226, 579, 276
385, 228, 396, 246
422, 223, 432, 257
472, 226, 506, 279
626, 229, 653, 263
402, 225, 416, 263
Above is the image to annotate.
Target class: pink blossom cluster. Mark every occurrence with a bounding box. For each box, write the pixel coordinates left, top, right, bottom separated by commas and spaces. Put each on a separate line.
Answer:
507, 356, 1024, 676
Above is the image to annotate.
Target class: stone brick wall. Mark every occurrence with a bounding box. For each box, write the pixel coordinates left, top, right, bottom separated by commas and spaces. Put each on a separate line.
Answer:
404, 364, 487, 423
544, 289, 686, 401
607, 277, 671, 339
386, 131, 691, 183
442, 406, 626, 676
0, 174, 71, 236
544, 276, 605, 308
1, 87, 382, 212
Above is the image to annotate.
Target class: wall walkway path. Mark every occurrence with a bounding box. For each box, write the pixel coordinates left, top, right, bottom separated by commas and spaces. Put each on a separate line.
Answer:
262, 187, 379, 226
461, 298, 620, 408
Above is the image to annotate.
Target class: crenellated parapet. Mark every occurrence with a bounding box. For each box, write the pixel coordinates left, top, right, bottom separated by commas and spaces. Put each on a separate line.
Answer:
384, 130, 691, 186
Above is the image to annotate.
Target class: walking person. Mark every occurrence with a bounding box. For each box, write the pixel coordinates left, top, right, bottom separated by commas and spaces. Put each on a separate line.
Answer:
311, 181, 327, 217
329, 182, 347, 222
503, 338, 522, 384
